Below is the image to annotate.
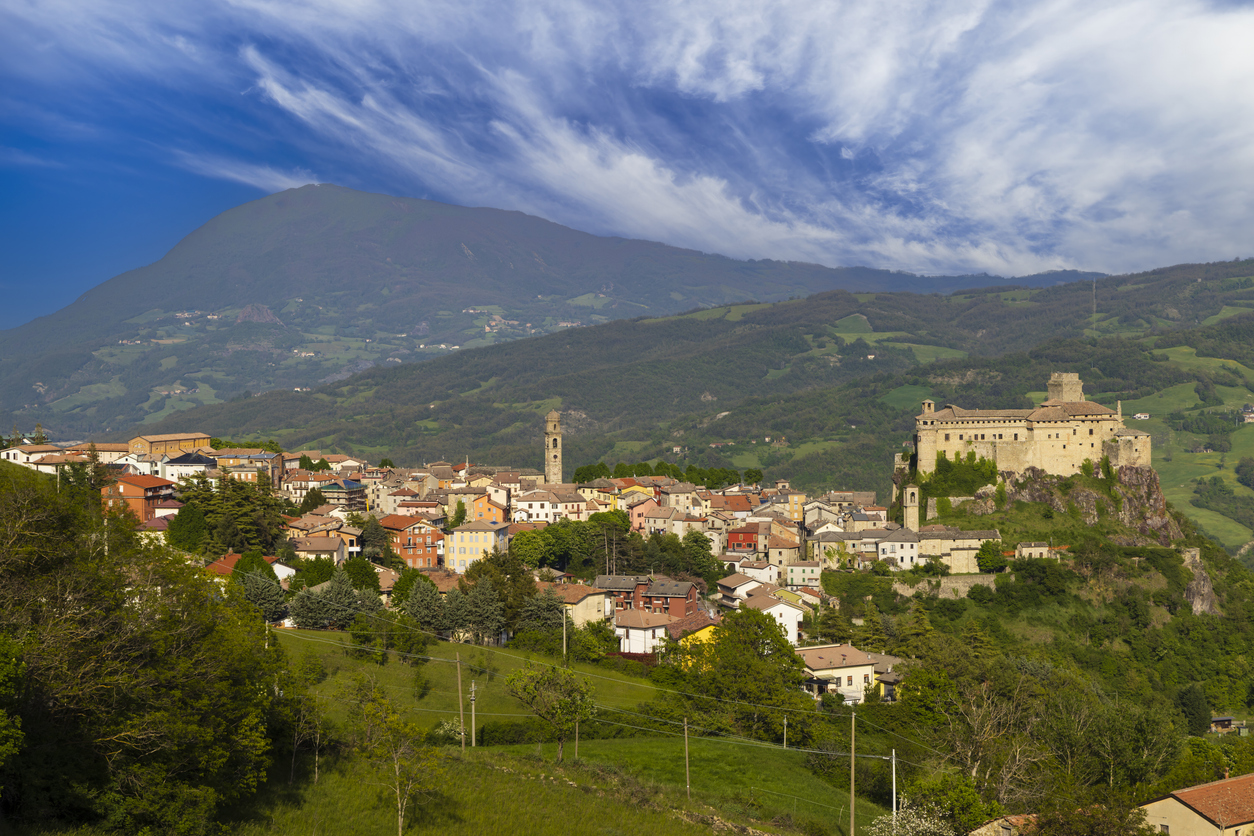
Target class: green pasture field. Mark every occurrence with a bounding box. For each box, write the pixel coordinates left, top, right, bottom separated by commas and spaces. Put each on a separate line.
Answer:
272, 630, 660, 730
833, 314, 872, 333
880, 343, 968, 363
497, 736, 889, 833
1120, 383, 1210, 416
565, 292, 612, 308
1155, 346, 1254, 383
1201, 305, 1254, 326
880, 384, 933, 412
48, 379, 126, 412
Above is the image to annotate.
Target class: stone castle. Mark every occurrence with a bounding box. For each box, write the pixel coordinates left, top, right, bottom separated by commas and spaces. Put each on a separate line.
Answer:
908, 373, 1151, 478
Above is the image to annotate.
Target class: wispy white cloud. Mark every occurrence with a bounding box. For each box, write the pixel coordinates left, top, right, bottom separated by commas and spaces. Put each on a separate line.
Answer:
172, 150, 317, 192
4, 0, 1254, 276
0, 146, 66, 168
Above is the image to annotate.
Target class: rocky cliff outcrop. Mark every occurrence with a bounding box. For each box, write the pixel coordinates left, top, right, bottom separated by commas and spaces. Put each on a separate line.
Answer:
1112, 465, 1182, 545
972, 466, 1182, 545
1182, 547, 1222, 616
235, 304, 284, 326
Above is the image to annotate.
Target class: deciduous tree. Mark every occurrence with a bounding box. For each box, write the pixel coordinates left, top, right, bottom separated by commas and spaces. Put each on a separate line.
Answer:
353, 681, 442, 836
505, 664, 595, 762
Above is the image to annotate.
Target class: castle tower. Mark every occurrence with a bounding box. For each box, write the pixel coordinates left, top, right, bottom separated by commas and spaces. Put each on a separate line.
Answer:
903, 484, 920, 531
544, 409, 563, 484
1047, 372, 1084, 402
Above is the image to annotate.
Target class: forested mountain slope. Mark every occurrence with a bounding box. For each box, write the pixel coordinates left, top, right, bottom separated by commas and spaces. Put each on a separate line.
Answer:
131, 304, 1254, 553
0, 183, 1092, 437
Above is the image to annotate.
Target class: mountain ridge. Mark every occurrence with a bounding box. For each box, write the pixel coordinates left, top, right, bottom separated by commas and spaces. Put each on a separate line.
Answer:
0, 184, 1103, 437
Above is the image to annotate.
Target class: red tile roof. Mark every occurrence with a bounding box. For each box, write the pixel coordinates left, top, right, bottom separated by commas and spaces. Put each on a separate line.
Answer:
115, 474, 176, 489
378, 513, 431, 531
206, 553, 278, 575
535, 581, 608, 604
1168, 771, 1254, 826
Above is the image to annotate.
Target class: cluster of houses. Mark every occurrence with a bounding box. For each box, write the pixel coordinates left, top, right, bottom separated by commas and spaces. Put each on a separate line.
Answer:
4, 425, 923, 704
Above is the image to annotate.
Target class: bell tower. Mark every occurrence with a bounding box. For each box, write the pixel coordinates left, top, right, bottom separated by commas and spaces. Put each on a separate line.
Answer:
903, 484, 920, 531
544, 410, 563, 484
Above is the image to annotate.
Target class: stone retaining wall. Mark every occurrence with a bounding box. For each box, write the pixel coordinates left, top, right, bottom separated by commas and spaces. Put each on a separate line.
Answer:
893, 573, 1008, 600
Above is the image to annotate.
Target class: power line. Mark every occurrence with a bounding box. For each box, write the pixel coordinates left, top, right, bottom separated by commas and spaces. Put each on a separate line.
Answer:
243, 569, 942, 757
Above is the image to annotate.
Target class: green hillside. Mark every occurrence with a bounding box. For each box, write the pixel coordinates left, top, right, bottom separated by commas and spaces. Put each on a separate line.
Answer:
0, 184, 1094, 438
120, 269, 1254, 550
8, 437, 1254, 835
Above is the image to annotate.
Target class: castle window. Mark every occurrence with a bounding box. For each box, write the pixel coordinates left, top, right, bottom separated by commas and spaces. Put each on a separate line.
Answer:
945, 434, 950, 441
1089, 428, 1094, 435
958, 434, 963, 440
1014, 433, 1018, 440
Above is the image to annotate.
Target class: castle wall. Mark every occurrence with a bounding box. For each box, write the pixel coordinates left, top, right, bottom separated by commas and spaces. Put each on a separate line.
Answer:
1105, 435, 1152, 468
918, 414, 1128, 477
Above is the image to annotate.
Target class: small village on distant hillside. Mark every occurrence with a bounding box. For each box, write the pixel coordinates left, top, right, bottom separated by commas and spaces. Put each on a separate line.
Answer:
3, 372, 1250, 836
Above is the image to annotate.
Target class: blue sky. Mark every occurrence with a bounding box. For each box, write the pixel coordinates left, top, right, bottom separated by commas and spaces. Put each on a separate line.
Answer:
3, 0, 1253, 330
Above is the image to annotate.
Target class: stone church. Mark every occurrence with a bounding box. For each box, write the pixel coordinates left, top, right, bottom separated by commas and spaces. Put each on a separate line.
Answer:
909, 373, 1151, 477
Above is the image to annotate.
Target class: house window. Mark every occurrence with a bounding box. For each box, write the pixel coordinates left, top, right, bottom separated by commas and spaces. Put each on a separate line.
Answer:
1158, 827, 1168, 834
864, 674, 870, 683
846, 676, 853, 686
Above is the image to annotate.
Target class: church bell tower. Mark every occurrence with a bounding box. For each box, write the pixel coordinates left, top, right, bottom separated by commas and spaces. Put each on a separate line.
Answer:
903, 484, 920, 531
544, 410, 563, 484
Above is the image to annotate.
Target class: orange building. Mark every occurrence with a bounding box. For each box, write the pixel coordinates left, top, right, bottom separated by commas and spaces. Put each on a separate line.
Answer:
102, 474, 177, 522
471, 493, 508, 524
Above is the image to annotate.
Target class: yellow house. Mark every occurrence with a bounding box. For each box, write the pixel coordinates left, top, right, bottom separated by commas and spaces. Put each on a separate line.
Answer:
620, 484, 654, 501
667, 612, 721, 647
1140, 772, 1254, 835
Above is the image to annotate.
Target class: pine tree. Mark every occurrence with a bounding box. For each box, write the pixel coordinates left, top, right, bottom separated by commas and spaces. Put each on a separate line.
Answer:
442, 587, 469, 636
323, 567, 362, 630
855, 602, 888, 653
166, 504, 209, 552
240, 571, 287, 622
465, 578, 505, 645
899, 603, 934, 655
289, 588, 330, 629
406, 577, 445, 632
344, 557, 381, 593
961, 620, 994, 660
516, 587, 564, 633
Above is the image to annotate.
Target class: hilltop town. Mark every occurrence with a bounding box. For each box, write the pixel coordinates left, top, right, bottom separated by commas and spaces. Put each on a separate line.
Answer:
2, 374, 1252, 836
0, 377, 1170, 663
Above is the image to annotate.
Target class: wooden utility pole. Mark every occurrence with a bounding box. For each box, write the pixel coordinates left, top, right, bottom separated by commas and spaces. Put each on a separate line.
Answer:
684, 717, 691, 800
470, 680, 477, 748
849, 711, 856, 836
891, 749, 897, 834
456, 653, 465, 753
575, 719, 579, 760
783, 715, 787, 749
562, 611, 567, 664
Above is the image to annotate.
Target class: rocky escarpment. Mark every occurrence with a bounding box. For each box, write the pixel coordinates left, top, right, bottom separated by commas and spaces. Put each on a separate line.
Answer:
1182, 547, 1223, 616
1112, 465, 1183, 545
967, 465, 1182, 545
235, 304, 284, 326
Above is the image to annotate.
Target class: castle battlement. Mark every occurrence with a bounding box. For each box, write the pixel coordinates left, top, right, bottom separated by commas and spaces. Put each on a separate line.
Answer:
911, 375, 1150, 477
